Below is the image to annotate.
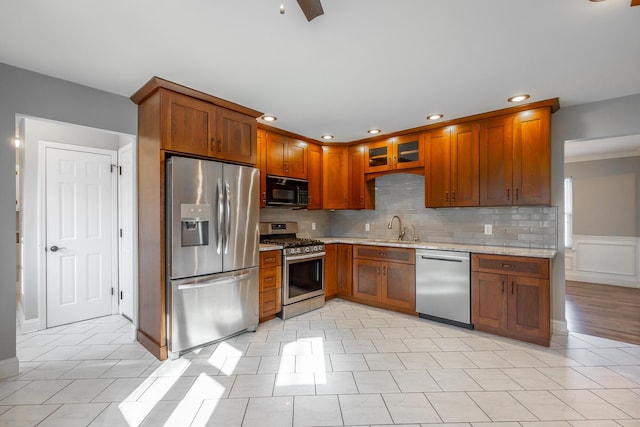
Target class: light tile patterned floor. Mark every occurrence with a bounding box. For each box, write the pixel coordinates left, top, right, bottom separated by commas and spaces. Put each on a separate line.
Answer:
2, 298, 640, 426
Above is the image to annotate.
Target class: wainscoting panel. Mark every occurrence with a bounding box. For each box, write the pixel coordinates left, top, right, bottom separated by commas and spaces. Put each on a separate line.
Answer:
565, 235, 639, 288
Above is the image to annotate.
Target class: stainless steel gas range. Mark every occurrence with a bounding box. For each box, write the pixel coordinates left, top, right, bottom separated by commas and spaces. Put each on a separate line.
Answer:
259, 222, 325, 320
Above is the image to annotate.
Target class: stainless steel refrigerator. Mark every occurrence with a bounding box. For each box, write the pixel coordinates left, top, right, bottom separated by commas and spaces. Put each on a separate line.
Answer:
166, 156, 260, 358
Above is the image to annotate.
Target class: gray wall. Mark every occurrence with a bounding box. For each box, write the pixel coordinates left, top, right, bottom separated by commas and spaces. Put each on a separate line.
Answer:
551, 92, 640, 331
565, 156, 640, 237
0, 62, 136, 372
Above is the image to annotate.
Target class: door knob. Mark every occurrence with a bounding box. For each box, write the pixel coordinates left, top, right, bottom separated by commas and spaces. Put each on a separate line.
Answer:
49, 245, 65, 252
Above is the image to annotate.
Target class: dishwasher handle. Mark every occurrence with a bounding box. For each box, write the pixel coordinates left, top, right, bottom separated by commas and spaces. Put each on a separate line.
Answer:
420, 255, 465, 263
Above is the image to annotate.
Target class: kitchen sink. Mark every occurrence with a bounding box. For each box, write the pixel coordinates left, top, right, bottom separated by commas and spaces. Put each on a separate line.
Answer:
370, 239, 416, 245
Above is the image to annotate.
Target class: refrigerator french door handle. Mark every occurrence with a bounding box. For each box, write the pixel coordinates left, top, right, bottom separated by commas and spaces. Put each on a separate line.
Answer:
216, 178, 224, 254
224, 179, 231, 254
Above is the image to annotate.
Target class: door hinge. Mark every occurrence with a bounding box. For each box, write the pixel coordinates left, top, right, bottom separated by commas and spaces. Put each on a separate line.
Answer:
119, 166, 122, 175
111, 287, 114, 296
120, 229, 123, 238
110, 164, 117, 173
120, 291, 123, 300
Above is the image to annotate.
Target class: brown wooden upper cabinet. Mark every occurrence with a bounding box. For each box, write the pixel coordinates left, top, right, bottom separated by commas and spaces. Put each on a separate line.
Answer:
348, 144, 374, 209
161, 89, 257, 164
257, 129, 268, 208
425, 124, 479, 208
479, 108, 551, 206
323, 145, 349, 209
365, 133, 424, 173
266, 132, 308, 179
307, 144, 323, 210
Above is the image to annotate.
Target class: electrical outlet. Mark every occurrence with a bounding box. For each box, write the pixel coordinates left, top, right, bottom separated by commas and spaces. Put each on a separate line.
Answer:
365, 223, 370, 232
311, 222, 316, 231
484, 224, 493, 235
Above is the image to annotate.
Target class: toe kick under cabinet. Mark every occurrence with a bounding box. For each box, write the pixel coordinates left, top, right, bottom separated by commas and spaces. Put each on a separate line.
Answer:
471, 254, 551, 346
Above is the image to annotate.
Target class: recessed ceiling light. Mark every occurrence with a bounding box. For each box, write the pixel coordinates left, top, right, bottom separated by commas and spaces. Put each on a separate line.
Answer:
427, 114, 444, 121
321, 134, 334, 140
368, 129, 381, 135
508, 94, 530, 103
589, 0, 606, 2
261, 114, 277, 122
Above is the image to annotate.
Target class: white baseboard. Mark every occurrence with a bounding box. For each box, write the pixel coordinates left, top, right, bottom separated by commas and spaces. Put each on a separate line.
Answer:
565, 235, 639, 288
17, 304, 39, 334
0, 357, 20, 379
553, 319, 568, 335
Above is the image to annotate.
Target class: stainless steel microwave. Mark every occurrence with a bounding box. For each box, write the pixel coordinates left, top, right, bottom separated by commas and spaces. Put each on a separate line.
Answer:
266, 175, 309, 207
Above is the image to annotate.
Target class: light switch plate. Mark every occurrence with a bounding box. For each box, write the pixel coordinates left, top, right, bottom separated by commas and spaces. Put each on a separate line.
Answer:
365, 223, 370, 232
311, 222, 316, 231
484, 224, 492, 235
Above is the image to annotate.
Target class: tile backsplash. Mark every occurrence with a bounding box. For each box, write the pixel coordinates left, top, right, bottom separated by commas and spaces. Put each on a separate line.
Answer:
260, 173, 558, 249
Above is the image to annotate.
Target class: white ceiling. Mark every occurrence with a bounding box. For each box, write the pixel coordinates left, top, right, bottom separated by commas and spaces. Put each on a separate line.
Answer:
565, 134, 640, 162
1, 0, 639, 143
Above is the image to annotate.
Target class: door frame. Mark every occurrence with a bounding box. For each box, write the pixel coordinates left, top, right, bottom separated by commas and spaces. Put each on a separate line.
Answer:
37, 141, 119, 329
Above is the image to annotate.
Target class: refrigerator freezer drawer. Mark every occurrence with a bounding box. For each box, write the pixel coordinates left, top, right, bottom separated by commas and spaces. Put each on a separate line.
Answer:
168, 267, 259, 356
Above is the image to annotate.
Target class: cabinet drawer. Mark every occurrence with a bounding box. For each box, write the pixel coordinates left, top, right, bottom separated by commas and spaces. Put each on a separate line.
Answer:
353, 245, 415, 264
472, 254, 549, 278
260, 250, 282, 268
260, 289, 280, 314
259, 266, 281, 292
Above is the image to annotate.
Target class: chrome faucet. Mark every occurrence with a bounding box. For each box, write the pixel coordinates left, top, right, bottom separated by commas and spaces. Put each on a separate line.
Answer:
388, 215, 405, 241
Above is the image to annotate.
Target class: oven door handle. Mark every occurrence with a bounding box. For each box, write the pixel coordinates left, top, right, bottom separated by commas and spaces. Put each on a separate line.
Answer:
286, 252, 326, 261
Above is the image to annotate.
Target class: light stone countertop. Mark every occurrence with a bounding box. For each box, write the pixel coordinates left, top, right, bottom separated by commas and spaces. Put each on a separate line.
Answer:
317, 237, 557, 259
260, 243, 283, 252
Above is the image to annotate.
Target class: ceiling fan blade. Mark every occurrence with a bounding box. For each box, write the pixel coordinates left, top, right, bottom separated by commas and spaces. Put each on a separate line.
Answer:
296, 0, 324, 21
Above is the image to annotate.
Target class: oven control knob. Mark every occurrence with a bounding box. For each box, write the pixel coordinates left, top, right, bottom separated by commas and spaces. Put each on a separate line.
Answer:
296, 248, 302, 254
313, 245, 318, 251
304, 246, 311, 253
289, 248, 296, 255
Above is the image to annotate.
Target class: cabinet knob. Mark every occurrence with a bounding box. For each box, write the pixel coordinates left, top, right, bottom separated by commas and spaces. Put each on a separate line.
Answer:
445, 191, 449, 201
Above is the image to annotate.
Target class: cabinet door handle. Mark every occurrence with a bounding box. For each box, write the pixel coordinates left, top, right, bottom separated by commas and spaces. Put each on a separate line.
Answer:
393, 156, 397, 167
501, 281, 505, 293
515, 188, 519, 201
262, 191, 267, 203
383, 265, 387, 276
445, 191, 449, 201
500, 263, 514, 268
452, 191, 456, 202
506, 188, 510, 200
511, 282, 514, 294
211, 138, 216, 151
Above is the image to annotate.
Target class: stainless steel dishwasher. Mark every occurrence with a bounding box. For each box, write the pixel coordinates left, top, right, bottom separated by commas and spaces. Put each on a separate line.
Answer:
415, 249, 472, 329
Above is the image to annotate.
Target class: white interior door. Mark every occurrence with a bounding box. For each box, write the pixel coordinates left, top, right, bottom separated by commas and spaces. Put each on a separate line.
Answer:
118, 143, 134, 320
46, 146, 117, 327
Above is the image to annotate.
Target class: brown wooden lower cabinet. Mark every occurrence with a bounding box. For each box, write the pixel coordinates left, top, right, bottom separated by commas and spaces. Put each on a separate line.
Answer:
337, 244, 353, 297
350, 245, 415, 314
471, 253, 551, 346
324, 244, 338, 298
259, 250, 282, 322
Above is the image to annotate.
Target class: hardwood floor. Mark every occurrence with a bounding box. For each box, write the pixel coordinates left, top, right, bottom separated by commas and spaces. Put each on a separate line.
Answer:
565, 280, 640, 345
